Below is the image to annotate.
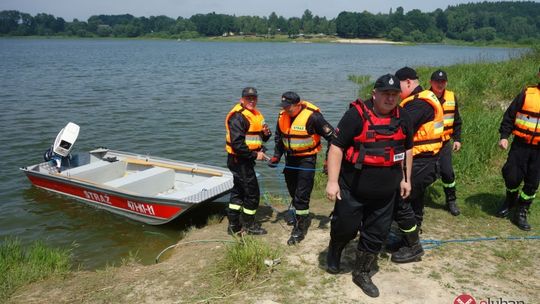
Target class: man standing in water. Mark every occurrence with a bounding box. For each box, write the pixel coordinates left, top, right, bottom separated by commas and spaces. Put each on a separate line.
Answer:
326, 74, 413, 297
429, 69, 462, 216
225, 87, 271, 235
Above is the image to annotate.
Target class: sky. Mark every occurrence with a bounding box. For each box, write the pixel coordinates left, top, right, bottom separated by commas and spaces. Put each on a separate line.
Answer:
1, 0, 537, 21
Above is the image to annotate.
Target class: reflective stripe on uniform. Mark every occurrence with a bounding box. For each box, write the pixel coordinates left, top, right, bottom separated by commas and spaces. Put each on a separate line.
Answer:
442, 181, 456, 188
242, 208, 257, 215
228, 203, 242, 210
520, 191, 536, 201
295, 209, 310, 216
400, 225, 417, 233
507, 187, 520, 193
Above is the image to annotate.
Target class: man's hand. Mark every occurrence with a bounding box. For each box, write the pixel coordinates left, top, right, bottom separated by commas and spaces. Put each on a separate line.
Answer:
453, 141, 462, 152
400, 180, 411, 199
256, 151, 268, 161
326, 181, 341, 202
268, 156, 280, 168
262, 124, 271, 137
499, 138, 509, 150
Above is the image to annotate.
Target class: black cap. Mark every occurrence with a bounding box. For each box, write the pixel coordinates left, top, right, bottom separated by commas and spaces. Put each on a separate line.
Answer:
395, 66, 418, 80
374, 74, 401, 91
280, 91, 301, 107
241, 87, 258, 97
431, 69, 448, 81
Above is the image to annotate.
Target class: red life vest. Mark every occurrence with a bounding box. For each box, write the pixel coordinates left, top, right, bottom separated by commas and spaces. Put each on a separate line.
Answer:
345, 99, 407, 169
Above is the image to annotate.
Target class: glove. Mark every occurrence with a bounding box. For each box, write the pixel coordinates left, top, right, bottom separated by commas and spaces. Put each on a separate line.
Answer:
323, 159, 328, 175
268, 156, 280, 168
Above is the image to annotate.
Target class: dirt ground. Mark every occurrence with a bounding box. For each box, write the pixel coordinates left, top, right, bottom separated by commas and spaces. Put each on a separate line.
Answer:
8, 199, 540, 304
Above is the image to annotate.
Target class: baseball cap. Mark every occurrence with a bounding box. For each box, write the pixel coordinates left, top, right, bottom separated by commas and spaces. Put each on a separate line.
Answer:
279, 91, 301, 107
242, 87, 258, 97
431, 69, 448, 81
395, 67, 418, 81
374, 74, 401, 91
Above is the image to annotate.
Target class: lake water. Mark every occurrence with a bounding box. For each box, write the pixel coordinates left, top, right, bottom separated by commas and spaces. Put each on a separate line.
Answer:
0, 38, 523, 269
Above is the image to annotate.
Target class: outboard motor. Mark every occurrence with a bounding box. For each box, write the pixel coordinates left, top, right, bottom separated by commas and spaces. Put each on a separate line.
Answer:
43, 122, 80, 172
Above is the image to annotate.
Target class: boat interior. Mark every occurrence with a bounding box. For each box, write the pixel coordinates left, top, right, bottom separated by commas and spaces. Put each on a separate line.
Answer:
29, 152, 231, 200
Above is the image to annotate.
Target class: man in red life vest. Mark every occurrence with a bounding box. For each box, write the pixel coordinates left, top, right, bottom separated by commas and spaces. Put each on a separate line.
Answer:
429, 69, 463, 216
496, 67, 540, 231
269, 91, 336, 245
225, 87, 271, 235
325, 74, 413, 297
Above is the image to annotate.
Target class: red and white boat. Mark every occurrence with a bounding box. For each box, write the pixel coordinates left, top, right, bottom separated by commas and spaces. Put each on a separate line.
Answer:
21, 148, 233, 225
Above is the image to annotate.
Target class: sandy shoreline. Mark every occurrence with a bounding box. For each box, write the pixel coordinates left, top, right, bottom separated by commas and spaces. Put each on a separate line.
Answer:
333, 38, 402, 44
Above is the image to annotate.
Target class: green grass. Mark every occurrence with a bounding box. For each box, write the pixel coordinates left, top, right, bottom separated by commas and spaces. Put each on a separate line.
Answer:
0, 238, 71, 301
219, 235, 282, 283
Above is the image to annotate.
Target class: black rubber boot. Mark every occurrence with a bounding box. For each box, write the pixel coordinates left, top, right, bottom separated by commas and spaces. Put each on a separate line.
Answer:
287, 215, 308, 245
241, 214, 267, 235
443, 186, 460, 216
496, 190, 519, 218
352, 250, 380, 298
391, 229, 424, 263
513, 200, 532, 231
384, 229, 404, 253
326, 239, 348, 274
226, 209, 242, 235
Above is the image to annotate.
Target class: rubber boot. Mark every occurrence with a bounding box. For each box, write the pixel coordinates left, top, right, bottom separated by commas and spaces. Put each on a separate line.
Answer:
287, 214, 308, 245
513, 200, 532, 231
326, 239, 348, 274
352, 250, 379, 298
496, 190, 519, 218
286, 209, 296, 226
443, 186, 460, 216
241, 214, 267, 235
391, 229, 424, 263
384, 229, 404, 253
226, 209, 242, 235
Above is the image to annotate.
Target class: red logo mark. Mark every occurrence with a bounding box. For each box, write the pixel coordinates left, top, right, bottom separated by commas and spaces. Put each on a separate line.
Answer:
454, 294, 476, 304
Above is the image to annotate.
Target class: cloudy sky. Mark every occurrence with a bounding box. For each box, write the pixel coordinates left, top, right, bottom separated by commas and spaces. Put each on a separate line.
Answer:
1, 0, 536, 21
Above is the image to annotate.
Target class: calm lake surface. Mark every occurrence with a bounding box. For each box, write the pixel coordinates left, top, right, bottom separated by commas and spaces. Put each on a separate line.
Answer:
0, 38, 524, 269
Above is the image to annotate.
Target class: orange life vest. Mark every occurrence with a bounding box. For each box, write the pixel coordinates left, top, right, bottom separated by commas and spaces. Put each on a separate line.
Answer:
344, 99, 407, 169
400, 90, 444, 156
225, 103, 265, 155
278, 100, 321, 156
513, 86, 540, 145
439, 90, 456, 142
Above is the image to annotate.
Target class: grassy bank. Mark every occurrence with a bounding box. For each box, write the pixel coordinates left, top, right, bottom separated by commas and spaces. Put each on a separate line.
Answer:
0, 238, 71, 301
350, 46, 540, 228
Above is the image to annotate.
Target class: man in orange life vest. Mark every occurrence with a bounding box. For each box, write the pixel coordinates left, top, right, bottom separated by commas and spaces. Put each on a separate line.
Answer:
225, 87, 272, 235
496, 67, 540, 231
325, 74, 413, 297
390, 66, 444, 263
429, 69, 463, 216
268, 91, 336, 245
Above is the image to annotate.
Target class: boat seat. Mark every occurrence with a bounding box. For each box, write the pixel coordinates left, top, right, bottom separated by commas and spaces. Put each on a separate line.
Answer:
159, 176, 231, 201
62, 160, 127, 183
104, 166, 175, 195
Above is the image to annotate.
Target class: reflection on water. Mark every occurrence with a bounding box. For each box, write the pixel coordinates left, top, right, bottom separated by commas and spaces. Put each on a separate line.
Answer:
0, 38, 523, 269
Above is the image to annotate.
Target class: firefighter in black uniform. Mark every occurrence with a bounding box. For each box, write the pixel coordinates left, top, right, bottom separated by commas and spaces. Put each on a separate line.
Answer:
390, 67, 444, 263
429, 69, 463, 216
225, 87, 271, 235
325, 74, 413, 297
268, 91, 336, 245
496, 67, 540, 231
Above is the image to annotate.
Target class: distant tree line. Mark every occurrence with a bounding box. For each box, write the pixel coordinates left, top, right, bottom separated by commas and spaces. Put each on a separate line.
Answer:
0, 1, 539, 43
